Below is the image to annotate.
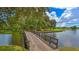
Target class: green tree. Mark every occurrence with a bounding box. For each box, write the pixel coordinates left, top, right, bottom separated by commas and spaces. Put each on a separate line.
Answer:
71, 26, 76, 30
50, 19, 56, 30
0, 7, 50, 32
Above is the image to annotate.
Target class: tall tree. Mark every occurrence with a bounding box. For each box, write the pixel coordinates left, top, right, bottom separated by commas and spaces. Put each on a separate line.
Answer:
50, 19, 56, 30
0, 7, 50, 31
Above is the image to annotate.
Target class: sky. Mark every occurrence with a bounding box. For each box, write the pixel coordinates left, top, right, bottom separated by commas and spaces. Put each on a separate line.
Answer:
46, 7, 79, 27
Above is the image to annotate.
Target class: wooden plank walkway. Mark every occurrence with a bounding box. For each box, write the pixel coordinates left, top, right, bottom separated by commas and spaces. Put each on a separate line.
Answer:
25, 31, 58, 51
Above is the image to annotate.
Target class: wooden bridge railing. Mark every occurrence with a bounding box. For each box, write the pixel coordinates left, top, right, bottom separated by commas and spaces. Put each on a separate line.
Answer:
33, 32, 58, 49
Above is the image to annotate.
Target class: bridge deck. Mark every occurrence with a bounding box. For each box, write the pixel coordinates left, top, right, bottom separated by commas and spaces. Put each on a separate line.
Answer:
25, 32, 58, 51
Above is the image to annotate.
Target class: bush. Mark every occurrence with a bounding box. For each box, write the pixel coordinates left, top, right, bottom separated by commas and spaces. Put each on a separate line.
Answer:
12, 32, 23, 46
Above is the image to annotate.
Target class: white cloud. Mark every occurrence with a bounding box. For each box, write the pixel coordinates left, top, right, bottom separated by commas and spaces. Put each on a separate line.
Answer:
60, 7, 79, 21
50, 11, 56, 17
45, 7, 74, 23
61, 23, 66, 27
73, 19, 77, 21
66, 7, 76, 10
59, 7, 76, 19
46, 7, 79, 27
64, 12, 72, 18
45, 11, 51, 17
60, 7, 76, 19
58, 7, 79, 27
45, 11, 53, 20
59, 8, 70, 19
50, 11, 59, 21
67, 21, 72, 23
45, 11, 59, 21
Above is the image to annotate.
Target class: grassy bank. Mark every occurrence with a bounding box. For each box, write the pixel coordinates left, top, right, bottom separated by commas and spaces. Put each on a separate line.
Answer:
41, 27, 79, 32
41, 28, 64, 32
0, 30, 12, 34
48, 28, 64, 32
0, 46, 27, 51
0, 30, 28, 51
0, 30, 23, 46
59, 47, 79, 51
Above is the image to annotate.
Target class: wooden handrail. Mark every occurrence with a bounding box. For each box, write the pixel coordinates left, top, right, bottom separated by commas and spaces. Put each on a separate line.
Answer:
33, 32, 58, 49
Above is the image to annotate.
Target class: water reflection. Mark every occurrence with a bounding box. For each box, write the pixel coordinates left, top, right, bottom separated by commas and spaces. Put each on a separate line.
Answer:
45, 30, 79, 48
0, 34, 12, 46
56, 30, 79, 47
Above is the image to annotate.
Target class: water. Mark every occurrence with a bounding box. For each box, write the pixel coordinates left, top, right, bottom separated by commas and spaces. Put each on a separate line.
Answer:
0, 34, 12, 46
47, 30, 79, 48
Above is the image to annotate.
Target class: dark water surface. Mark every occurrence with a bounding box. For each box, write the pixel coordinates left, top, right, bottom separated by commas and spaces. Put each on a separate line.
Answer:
0, 34, 12, 46
47, 30, 79, 48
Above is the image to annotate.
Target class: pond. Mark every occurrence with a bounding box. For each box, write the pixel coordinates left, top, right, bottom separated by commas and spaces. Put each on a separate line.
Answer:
0, 34, 12, 46
47, 30, 79, 48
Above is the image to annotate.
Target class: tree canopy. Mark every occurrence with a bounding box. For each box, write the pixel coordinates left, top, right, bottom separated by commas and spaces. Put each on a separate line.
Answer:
0, 7, 53, 31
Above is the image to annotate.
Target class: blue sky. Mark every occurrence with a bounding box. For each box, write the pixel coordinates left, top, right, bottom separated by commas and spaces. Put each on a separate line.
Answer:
46, 7, 79, 27
49, 7, 66, 18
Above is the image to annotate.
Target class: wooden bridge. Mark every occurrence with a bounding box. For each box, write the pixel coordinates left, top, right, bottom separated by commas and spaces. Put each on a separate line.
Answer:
24, 31, 58, 51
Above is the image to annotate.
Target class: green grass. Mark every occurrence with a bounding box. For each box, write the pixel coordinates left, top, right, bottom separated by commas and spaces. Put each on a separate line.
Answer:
41, 28, 64, 32
0, 46, 27, 51
12, 32, 23, 46
59, 47, 79, 51
41, 27, 79, 32
48, 28, 64, 32
0, 30, 12, 34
